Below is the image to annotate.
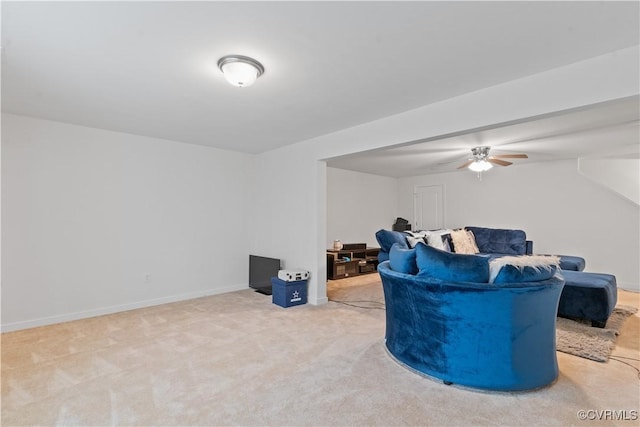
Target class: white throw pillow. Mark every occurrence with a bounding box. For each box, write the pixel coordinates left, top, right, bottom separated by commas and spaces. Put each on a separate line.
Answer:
426, 229, 452, 251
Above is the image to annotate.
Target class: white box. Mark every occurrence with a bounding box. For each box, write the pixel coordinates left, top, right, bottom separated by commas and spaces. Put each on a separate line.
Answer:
278, 269, 310, 282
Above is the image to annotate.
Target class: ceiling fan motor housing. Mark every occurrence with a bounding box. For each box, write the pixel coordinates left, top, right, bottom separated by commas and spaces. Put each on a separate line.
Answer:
471, 146, 491, 160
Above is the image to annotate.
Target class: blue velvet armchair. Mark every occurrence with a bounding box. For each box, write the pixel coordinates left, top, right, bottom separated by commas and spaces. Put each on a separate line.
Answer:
378, 257, 565, 391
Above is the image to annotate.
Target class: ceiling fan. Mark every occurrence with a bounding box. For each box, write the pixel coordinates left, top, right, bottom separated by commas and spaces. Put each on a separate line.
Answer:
457, 146, 528, 172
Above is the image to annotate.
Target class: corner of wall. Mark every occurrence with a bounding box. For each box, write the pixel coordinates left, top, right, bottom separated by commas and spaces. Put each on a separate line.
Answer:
578, 157, 640, 206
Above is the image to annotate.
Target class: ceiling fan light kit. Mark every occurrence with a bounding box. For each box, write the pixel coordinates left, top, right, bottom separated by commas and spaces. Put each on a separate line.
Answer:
458, 146, 528, 175
217, 55, 264, 87
468, 159, 493, 172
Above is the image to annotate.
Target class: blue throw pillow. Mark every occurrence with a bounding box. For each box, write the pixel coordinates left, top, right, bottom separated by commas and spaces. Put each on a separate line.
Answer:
375, 229, 409, 252
389, 243, 418, 275
493, 264, 557, 284
415, 243, 489, 283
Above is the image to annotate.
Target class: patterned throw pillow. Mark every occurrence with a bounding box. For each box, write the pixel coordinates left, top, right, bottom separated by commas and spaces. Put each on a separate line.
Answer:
450, 229, 480, 254
426, 229, 453, 252
404, 231, 429, 248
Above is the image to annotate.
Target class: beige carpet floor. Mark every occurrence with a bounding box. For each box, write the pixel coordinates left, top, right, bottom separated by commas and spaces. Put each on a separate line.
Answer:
2, 274, 639, 426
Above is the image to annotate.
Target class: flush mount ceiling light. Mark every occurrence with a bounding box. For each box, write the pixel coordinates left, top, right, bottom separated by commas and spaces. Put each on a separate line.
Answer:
217, 55, 264, 88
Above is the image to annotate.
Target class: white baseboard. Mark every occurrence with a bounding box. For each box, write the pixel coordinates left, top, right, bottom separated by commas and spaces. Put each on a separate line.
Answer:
618, 281, 639, 292
310, 296, 329, 305
1, 284, 247, 333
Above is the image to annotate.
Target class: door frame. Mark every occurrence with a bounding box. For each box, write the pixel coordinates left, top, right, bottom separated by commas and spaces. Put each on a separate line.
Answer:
413, 184, 444, 231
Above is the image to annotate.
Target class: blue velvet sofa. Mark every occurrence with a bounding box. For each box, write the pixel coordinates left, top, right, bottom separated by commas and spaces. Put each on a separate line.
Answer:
375, 226, 533, 264
375, 227, 617, 328
379, 244, 565, 391
557, 270, 617, 328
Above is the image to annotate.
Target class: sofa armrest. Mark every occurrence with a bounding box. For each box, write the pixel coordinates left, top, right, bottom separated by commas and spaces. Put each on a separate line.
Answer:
526, 240, 533, 255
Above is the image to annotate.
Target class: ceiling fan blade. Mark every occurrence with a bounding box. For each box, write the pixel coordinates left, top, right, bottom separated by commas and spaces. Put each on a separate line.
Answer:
456, 160, 474, 169
488, 158, 512, 167
491, 153, 528, 159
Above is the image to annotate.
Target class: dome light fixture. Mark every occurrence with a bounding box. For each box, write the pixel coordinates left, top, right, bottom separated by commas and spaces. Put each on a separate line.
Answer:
217, 55, 264, 88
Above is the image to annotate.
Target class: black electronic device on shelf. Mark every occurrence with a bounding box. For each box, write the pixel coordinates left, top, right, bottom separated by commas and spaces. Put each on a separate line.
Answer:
249, 255, 282, 295
392, 217, 412, 232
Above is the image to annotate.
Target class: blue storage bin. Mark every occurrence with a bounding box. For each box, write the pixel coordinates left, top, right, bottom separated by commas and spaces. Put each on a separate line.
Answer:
271, 277, 308, 308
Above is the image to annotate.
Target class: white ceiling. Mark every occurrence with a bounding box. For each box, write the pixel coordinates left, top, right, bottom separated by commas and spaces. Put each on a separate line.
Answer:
2, 1, 639, 156
326, 96, 640, 177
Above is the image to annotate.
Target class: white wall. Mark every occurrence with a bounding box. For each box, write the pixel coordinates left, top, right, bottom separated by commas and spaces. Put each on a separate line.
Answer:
396, 160, 639, 291
250, 150, 329, 303
2, 47, 637, 330
578, 158, 640, 205
1, 114, 254, 331
326, 167, 398, 248
251, 47, 639, 305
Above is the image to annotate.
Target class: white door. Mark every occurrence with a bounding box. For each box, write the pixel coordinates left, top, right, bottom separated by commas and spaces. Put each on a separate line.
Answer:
413, 185, 444, 231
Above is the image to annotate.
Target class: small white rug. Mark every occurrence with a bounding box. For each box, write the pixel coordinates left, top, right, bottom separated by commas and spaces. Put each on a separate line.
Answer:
556, 305, 638, 362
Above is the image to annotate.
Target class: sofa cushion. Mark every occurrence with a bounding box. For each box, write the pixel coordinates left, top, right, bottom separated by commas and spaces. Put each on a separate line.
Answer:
375, 229, 409, 252
493, 265, 558, 284
489, 255, 560, 284
416, 243, 489, 283
389, 243, 419, 275
558, 270, 617, 326
465, 226, 527, 255
556, 255, 586, 271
